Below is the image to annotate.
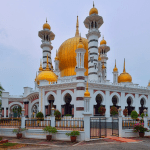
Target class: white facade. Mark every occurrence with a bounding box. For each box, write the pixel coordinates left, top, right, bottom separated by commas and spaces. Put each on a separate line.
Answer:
1, 8, 150, 119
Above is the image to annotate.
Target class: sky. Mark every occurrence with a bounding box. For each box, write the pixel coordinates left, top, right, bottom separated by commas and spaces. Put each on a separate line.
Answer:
0, 0, 150, 95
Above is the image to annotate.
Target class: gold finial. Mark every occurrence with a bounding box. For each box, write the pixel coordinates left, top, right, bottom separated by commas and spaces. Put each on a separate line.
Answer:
113, 59, 118, 72
123, 58, 126, 72
46, 18, 47, 23
45, 54, 50, 71
93, 1, 95, 7
39, 59, 43, 71
35, 72, 37, 81
77, 33, 84, 49
84, 79, 90, 97
148, 80, 150, 86
55, 49, 59, 60
75, 16, 79, 37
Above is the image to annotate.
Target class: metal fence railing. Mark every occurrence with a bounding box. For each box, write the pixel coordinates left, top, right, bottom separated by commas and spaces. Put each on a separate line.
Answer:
25, 120, 51, 129
55, 118, 84, 131
0, 118, 21, 128
122, 118, 143, 129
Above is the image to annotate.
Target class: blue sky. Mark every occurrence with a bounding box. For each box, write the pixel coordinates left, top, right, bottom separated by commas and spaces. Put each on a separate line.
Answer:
0, 0, 150, 95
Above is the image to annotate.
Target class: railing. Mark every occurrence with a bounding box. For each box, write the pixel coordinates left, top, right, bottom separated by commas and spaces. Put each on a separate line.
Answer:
55, 118, 84, 131
25, 120, 51, 129
0, 118, 21, 128
122, 118, 143, 129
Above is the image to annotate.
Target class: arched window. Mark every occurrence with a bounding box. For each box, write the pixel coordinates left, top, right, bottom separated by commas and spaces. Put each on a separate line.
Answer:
91, 21, 93, 28
139, 98, 147, 115
112, 96, 118, 106
95, 22, 97, 28
125, 97, 134, 115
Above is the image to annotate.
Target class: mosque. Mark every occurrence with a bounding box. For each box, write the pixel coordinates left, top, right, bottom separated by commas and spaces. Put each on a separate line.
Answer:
1, 4, 150, 118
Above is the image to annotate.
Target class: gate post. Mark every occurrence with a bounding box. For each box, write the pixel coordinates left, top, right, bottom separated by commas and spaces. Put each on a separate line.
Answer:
83, 113, 91, 141
51, 107, 55, 127
118, 108, 122, 137
21, 108, 26, 128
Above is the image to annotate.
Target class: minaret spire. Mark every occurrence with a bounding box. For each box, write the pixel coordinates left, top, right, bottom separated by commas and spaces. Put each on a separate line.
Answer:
93, 1, 95, 7
45, 54, 50, 71
46, 18, 47, 23
115, 59, 116, 68
123, 58, 126, 72
75, 16, 79, 37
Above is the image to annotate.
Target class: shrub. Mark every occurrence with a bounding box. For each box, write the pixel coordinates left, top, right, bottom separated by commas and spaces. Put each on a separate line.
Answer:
66, 131, 80, 137
54, 110, 61, 120
65, 114, 72, 116
133, 123, 149, 133
110, 106, 118, 116
123, 109, 128, 117
43, 126, 57, 135
131, 110, 138, 120
36, 112, 44, 119
0, 136, 3, 141
141, 113, 144, 118
12, 127, 27, 134
98, 106, 106, 115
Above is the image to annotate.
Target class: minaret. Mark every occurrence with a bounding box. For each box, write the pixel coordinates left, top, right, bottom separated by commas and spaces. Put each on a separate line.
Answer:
97, 53, 102, 82
54, 50, 60, 76
75, 35, 86, 117
113, 60, 118, 83
98, 36, 110, 80
102, 62, 106, 82
84, 2, 103, 81
38, 19, 55, 70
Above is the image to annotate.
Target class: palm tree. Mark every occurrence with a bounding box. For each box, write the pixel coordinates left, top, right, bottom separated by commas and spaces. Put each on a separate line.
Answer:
0, 85, 4, 97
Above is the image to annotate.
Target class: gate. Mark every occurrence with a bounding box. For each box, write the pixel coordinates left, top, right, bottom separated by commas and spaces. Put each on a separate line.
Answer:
90, 117, 107, 139
112, 117, 119, 136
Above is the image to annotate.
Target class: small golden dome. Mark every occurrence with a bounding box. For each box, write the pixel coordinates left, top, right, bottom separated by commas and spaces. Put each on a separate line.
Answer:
102, 64, 105, 69
148, 81, 150, 86
118, 59, 132, 83
43, 19, 51, 30
77, 36, 84, 49
36, 71, 58, 84
100, 36, 106, 45
89, 2, 98, 15
36, 55, 57, 84
113, 60, 118, 72
84, 81, 90, 97
55, 50, 59, 61
98, 53, 101, 61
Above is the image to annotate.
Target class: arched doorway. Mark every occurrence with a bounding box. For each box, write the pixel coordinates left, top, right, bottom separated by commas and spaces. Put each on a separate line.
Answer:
46, 94, 56, 116
61, 93, 74, 117
94, 94, 105, 116
139, 98, 147, 115
31, 102, 39, 118
110, 95, 120, 115
10, 105, 22, 118
125, 97, 135, 115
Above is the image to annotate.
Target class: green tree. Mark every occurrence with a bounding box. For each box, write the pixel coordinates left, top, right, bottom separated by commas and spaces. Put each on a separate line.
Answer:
0, 84, 4, 97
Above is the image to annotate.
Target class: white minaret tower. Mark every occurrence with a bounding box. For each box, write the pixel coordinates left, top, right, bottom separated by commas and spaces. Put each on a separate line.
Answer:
113, 60, 118, 83
84, 3, 103, 81
75, 36, 86, 117
38, 19, 55, 70
98, 36, 110, 80
97, 53, 102, 82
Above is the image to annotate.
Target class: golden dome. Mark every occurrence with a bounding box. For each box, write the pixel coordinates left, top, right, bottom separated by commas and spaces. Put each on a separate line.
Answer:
36, 55, 58, 84
58, 16, 88, 77
98, 53, 101, 61
113, 60, 118, 72
89, 2, 98, 15
36, 71, 57, 84
84, 81, 90, 97
43, 19, 51, 30
77, 36, 84, 49
118, 59, 132, 83
100, 36, 106, 45
55, 50, 59, 61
